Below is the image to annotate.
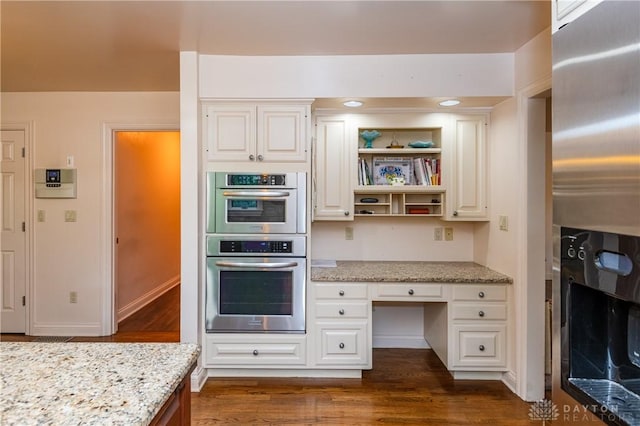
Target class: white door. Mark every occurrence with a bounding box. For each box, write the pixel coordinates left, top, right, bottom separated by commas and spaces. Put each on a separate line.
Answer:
1, 130, 26, 332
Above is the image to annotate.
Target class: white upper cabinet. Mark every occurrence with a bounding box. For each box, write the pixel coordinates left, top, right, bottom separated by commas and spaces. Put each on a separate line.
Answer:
552, 0, 602, 33
203, 101, 311, 163
446, 114, 488, 221
312, 110, 490, 222
313, 115, 356, 221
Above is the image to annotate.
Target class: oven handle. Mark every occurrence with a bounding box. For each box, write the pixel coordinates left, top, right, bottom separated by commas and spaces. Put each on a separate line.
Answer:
214, 261, 299, 269
221, 191, 291, 198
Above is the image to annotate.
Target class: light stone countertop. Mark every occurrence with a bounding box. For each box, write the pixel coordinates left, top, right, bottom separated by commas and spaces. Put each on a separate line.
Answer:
0, 342, 200, 426
311, 261, 512, 284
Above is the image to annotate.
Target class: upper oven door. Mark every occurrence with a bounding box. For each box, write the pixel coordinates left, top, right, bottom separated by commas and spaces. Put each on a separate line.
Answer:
206, 172, 306, 234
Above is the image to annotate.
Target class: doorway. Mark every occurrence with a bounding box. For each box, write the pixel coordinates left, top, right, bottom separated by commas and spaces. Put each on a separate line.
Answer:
113, 131, 180, 336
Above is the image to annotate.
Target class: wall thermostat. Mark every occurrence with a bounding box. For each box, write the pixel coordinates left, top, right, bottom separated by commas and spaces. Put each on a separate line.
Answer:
35, 168, 77, 198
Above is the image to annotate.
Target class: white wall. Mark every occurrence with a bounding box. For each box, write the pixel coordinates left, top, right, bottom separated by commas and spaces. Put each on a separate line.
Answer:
1, 92, 179, 336
473, 27, 551, 400
311, 219, 474, 261
199, 54, 514, 98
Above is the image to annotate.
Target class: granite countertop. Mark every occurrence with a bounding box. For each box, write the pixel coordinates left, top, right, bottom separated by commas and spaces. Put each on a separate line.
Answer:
0, 342, 200, 426
311, 261, 512, 284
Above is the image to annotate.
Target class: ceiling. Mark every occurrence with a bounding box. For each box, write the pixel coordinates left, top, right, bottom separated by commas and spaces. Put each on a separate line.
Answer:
1, 0, 550, 100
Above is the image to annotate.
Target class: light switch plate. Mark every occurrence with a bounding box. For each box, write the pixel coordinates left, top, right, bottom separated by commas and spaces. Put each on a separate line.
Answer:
499, 215, 509, 231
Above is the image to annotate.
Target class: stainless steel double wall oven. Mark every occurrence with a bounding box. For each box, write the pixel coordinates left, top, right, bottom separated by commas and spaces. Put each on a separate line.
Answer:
205, 172, 307, 333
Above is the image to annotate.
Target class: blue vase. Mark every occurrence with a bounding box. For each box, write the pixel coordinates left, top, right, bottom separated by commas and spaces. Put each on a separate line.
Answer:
360, 130, 381, 149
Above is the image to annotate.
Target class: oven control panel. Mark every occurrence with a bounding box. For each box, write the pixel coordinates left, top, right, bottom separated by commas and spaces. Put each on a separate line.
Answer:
219, 240, 292, 254
226, 173, 286, 186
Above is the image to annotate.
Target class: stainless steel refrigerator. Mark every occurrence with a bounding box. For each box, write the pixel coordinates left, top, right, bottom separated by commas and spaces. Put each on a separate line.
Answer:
552, 1, 640, 425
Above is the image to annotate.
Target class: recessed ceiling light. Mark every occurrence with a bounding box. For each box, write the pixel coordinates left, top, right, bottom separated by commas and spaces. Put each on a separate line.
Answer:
439, 99, 460, 107
343, 100, 363, 108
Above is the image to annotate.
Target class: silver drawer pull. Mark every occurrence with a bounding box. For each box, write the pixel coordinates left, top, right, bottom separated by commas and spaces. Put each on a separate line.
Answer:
408, 289, 414, 295
478, 310, 485, 317
339, 309, 345, 315
253, 350, 259, 356
339, 343, 345, 349
478, 345, 485, 351
339, 290, 345, 296
478, 291, 485, 298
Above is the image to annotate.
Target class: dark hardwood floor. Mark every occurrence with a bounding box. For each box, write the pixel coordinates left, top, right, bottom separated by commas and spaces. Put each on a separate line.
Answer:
2, 286, 540, 424
193, 348, 539, 425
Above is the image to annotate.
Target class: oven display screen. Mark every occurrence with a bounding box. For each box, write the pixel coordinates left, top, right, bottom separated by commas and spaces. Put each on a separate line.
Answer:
230, 200, 259, 210
228, 174, 264, 186
244, 241, 269, 252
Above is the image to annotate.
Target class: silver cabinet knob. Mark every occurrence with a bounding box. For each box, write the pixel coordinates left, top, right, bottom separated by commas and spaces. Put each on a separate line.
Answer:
339, 290, 345, 296
339, 343, 345, 349
252, 350, 259, 356
478, 310, 485, 317
478, 345, 485, 351
249, 154, 255, 161
408, 289, 414, 295
257, 154, 264, 161
453, 210, 458, 216
344, 211, 349, 216
478, 291, 485, 298
339, 309, 345, 315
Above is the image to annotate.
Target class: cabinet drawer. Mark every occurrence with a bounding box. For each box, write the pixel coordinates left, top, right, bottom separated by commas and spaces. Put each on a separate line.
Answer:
315, 301, 369, 319
452, 285, 507, 301
315, 283, 368, 300
451, 324, 506, 369
375, 284, 443, 300
204, 335, 306, 366
451, 303, 507, 320
316, 321, 369, 366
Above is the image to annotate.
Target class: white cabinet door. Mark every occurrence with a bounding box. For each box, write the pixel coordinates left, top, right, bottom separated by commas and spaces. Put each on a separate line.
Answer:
204, 103, 256, 162
447, 115, 488, 221
258, 105, 309, 163
204, 101, 310, 164
313, 115, 355, 220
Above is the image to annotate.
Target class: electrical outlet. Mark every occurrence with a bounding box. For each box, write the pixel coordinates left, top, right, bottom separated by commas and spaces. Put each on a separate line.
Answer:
434, 227, 443, 241
69, 291, 78, 304
64, 210, 77, 222
499, 215, 509, 231
37, 210, 46, 222
444, 227, 454, 241
345, 226, 354, 240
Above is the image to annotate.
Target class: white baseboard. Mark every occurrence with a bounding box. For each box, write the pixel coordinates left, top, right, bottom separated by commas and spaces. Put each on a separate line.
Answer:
30, 322, 103, 336
117, 275, 180, 322
192, 365, 208, 392
373, 335, 430, 349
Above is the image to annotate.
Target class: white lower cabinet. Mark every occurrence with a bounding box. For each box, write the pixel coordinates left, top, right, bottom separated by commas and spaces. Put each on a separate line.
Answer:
204, 334, 306, 367
451, 324, 507, 369
316, 321, 369, 366
312, 282, 372, 368
448, 284, 508, 372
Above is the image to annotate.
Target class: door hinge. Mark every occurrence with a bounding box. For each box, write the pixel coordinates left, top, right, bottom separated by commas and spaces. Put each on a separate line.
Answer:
22, 222, 26, 232
21, 147, 25, 158
22, 296, 26, 306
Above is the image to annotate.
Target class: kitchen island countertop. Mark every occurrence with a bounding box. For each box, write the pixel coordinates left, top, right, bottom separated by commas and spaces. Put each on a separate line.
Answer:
311, 261, 512, 284
0, 342, 199, 426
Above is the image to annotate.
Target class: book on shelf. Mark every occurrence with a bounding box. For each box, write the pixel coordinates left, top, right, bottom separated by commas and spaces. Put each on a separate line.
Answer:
412, 157, 440, 186
358, 157, 373, 185
372, 157, 414, 185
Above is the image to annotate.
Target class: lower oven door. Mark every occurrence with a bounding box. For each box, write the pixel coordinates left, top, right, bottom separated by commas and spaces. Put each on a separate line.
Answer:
205, 256, 306, 333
